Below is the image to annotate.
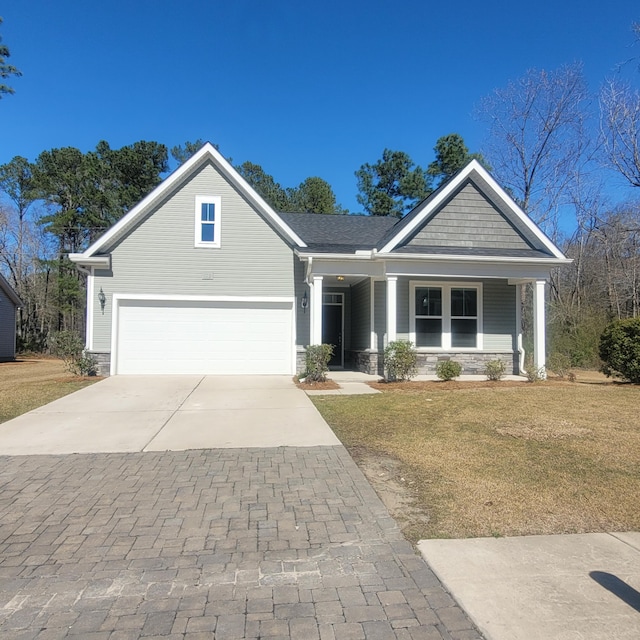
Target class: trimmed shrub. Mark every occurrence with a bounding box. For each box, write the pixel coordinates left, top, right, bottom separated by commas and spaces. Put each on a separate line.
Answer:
304, 344, 334, 382
383, 340, 418, 382
436, 360, 462, 381
484, 359, 506, 381
599, 317, 640, 383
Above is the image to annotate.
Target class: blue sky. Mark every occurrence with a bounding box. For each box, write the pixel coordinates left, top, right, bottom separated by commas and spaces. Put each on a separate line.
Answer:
1, 1, 639, 215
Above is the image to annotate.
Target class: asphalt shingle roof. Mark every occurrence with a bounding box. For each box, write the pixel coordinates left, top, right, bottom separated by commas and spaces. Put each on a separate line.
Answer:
278, 212, 398, 252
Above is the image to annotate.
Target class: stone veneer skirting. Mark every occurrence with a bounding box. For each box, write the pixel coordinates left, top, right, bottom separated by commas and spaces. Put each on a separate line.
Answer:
87, 351, 111, 377
349, 350, 516, 376
89, 348, 514, 378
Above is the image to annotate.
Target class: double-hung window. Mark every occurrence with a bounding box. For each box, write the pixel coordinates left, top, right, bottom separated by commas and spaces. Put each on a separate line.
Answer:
194, 196, 221, 247
415, 287, 443, 347
412, 282, 482, 349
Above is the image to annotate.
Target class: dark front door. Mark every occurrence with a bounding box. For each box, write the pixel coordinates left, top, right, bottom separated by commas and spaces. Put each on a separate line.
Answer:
322, 295, 343, 367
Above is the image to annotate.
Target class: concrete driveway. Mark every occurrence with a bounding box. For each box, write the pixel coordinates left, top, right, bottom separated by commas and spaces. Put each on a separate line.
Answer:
0, 375, 341, 454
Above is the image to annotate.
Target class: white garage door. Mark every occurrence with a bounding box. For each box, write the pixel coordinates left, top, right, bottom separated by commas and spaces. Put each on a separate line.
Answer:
114, 299, 294, 375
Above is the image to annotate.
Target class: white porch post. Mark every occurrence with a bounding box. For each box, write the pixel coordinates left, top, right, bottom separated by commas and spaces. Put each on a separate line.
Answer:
386, 276, 397, 345
533, 279, 547, 378
311, 276, 323, 345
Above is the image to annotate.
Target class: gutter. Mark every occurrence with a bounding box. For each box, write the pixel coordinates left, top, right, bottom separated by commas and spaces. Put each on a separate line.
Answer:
68, 254, 110, 269
295, 249, 571, 268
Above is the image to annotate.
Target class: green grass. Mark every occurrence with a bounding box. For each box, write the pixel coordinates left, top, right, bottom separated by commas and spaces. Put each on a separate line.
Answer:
312, 381, 640, 539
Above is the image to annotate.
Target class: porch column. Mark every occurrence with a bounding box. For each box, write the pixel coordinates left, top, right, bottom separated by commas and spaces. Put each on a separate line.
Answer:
386, 276, 397, 345
311, 276, 323, 345
533, 279, 546, 378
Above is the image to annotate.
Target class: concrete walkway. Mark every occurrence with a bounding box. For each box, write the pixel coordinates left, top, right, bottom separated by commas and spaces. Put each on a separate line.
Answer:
419, 533, 640, 640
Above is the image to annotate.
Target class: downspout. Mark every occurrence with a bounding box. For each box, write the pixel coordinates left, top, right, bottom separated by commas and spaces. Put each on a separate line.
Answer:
305, 256, 313, 284
518, 334, 527, 376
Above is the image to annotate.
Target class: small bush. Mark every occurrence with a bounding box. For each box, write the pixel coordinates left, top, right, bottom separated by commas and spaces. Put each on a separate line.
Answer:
436, 360, 462, 381
70, 353, 98, 377
384, 340, 418, 382
547, 352, 572, 379
599, 317, 640, 383
50, 330, 98, 376
304, 344, 334, 382
523, 356, 545, 383
485, 359, 506, 381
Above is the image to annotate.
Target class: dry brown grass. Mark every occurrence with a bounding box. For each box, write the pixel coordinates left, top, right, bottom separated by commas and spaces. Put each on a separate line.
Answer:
312, 378, 640, 540
0, 357, 100, 424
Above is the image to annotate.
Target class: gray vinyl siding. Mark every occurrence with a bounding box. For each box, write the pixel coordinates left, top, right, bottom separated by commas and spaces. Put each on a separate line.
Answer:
0, 289, 17, 359
404, 183, 531, 250
294, 257, 310, 347
482, 279, 517, 351
350, 279, 370, 350
92, 161, 295, 352
374, 280, 386, 352
396, 278, 410, 341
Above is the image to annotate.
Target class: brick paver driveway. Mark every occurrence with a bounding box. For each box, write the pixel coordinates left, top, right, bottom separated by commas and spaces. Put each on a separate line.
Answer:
0, 446, 481, 639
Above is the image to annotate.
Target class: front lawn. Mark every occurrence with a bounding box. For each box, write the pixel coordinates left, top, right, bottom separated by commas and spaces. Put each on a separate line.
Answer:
0, 357, 100, 424
312, 379, 640, 540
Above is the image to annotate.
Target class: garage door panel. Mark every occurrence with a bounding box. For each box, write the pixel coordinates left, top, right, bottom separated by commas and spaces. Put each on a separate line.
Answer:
116, 300, 293, 374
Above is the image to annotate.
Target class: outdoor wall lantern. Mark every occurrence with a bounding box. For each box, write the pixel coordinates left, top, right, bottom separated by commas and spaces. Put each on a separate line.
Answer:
301, 290, 308, 313
98, 287, 106, 314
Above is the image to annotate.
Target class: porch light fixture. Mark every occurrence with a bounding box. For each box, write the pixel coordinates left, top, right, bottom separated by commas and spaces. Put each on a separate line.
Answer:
337, 275, 345, 281
98, 287, 106, 314
301, 290, 308, 313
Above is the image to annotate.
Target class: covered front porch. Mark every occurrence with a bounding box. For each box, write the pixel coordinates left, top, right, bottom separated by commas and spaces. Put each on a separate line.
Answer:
300, 255, 549, 378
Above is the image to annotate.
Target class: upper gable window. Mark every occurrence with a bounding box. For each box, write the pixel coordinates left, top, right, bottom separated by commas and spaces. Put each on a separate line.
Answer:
194, 196, 221, 248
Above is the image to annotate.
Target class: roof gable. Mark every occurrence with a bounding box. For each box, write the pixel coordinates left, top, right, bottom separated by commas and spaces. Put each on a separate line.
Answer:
379, 160, 566, 260
0, 273, 22, 307
71, 143, 306, 262
399, 180, 536, 252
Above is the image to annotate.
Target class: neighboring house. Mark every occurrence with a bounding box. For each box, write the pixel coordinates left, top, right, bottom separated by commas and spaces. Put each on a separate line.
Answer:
0, 273, 22, 361
70, 143, 570, 377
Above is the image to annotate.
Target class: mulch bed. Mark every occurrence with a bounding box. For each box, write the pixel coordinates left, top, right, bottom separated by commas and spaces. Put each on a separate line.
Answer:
293, 377, 341, 390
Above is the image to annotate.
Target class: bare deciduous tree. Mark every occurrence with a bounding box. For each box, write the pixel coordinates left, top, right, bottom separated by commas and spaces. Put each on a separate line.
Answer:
477, 64, 590, 238
599, 80, 640, 188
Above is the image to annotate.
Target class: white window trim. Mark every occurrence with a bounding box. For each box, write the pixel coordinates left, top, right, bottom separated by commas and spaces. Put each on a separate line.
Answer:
409, 281, 483, 350
194, 195, 221, 248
